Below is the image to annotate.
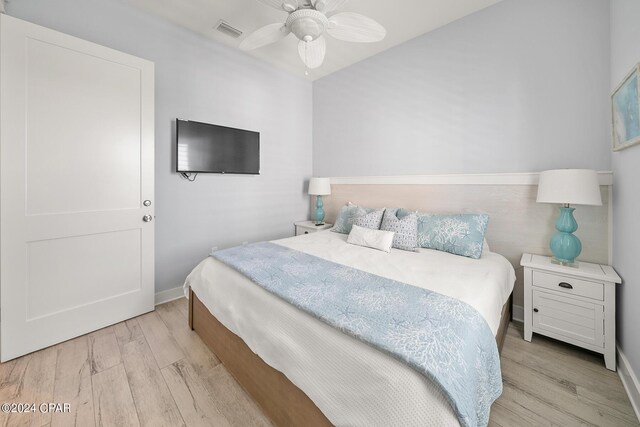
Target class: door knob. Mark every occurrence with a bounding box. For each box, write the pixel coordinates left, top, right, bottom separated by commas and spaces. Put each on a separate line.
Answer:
143, 215, 153, 222
143, 200, 152, 207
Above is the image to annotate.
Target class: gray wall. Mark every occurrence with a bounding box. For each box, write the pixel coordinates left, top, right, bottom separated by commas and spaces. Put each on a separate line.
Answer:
6, 0, 313, 293
611, 0, 640, 388
312, 0, 611, 177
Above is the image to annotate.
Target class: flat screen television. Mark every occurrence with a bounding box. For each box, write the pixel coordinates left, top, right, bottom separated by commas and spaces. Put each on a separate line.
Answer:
176, 119, 260, 174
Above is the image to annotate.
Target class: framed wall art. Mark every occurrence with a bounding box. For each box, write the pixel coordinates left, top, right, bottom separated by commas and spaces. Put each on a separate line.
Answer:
612, 64, 640, 151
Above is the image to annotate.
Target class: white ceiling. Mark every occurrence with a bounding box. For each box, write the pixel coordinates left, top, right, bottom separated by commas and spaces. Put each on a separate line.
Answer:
127, 0, 503, 80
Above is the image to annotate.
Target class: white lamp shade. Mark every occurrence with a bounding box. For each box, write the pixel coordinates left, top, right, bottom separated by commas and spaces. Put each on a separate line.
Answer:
537, 169, 602, 206
308, 177, 331, 196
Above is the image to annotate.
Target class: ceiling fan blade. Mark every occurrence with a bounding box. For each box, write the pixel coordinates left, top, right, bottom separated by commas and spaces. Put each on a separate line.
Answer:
256, 0, 299, 12
240, 23, 291, 51
314, 0, 347, 13
327, 12, 386, 42
298, 36, 326, 69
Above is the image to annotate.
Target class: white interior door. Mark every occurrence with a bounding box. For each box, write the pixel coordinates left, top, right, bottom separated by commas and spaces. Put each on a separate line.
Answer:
0, 15, 155, 361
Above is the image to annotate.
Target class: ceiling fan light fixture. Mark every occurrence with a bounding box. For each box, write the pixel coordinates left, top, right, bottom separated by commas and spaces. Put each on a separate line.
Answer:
286, 9, 328, 41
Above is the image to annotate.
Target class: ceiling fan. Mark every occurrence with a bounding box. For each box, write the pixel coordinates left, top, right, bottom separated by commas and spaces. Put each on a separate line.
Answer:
239, 0, 386, 71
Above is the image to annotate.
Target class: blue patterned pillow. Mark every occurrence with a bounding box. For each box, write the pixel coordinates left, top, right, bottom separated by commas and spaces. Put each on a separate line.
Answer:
354, 208, 385, 230
380, 209, 418, 251
398, 210, 489, 259
332, 204, 379, 234
332, 205, 367, 234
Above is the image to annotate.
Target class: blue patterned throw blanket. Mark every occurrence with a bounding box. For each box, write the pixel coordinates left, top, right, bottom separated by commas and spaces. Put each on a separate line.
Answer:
213, 242, 502, 427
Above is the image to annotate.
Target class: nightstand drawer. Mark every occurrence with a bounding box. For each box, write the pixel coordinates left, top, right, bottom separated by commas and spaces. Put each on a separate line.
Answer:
532, 270, 604, 301
296, 228, 312, 236
532, 290, 604, 347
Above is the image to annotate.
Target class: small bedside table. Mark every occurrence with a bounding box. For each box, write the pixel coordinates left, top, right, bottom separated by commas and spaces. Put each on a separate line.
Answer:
294, 221, 332, 236
521, 253, 621, 371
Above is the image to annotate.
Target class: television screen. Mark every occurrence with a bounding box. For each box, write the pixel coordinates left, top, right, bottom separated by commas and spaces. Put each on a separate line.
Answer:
176, 119, 260, 174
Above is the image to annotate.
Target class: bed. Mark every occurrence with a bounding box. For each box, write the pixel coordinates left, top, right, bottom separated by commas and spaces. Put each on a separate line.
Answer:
185, 230, 515, 427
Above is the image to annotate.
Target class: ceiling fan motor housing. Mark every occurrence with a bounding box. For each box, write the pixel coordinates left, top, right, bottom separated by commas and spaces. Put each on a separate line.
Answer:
286, 10, 328, 42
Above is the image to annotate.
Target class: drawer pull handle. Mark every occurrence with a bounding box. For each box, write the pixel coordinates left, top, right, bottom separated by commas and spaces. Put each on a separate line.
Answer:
558, 282, 573, 289
533, 308, 539, 313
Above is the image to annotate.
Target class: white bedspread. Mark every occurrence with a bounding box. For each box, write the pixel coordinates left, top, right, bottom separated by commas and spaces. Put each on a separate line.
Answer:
184, 231, 515, 427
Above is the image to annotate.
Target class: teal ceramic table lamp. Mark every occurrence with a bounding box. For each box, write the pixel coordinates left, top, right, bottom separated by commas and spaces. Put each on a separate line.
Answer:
536, 169, 602, 265
308, 177, 331, 225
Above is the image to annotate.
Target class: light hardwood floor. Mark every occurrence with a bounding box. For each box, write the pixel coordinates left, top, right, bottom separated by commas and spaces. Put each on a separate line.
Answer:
0, 299, 637, 427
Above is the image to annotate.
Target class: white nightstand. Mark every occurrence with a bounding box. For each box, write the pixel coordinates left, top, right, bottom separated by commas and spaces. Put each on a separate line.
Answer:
294, 221, 332, 236
521, 253, 621, 371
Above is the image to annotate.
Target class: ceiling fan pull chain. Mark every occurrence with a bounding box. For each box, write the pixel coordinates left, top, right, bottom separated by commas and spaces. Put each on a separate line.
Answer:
305, 41, 309, 76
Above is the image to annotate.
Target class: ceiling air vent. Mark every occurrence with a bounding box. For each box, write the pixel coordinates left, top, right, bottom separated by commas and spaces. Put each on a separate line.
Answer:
215, 20, 243, 39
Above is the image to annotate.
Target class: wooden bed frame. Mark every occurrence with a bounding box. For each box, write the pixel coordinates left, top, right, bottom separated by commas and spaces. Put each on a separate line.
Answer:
189, 287, 512, 427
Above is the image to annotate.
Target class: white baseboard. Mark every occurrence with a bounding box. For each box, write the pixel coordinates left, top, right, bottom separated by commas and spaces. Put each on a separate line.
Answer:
618, 345, 640, 422
512, 304, 524, 323
155, 286, 185, 306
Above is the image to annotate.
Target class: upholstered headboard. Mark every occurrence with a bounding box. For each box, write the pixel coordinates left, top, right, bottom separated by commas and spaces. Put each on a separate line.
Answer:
316, 173, 612, 314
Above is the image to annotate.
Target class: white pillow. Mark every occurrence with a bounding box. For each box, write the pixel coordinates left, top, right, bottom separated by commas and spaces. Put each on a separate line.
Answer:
347, 225, 395, 253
